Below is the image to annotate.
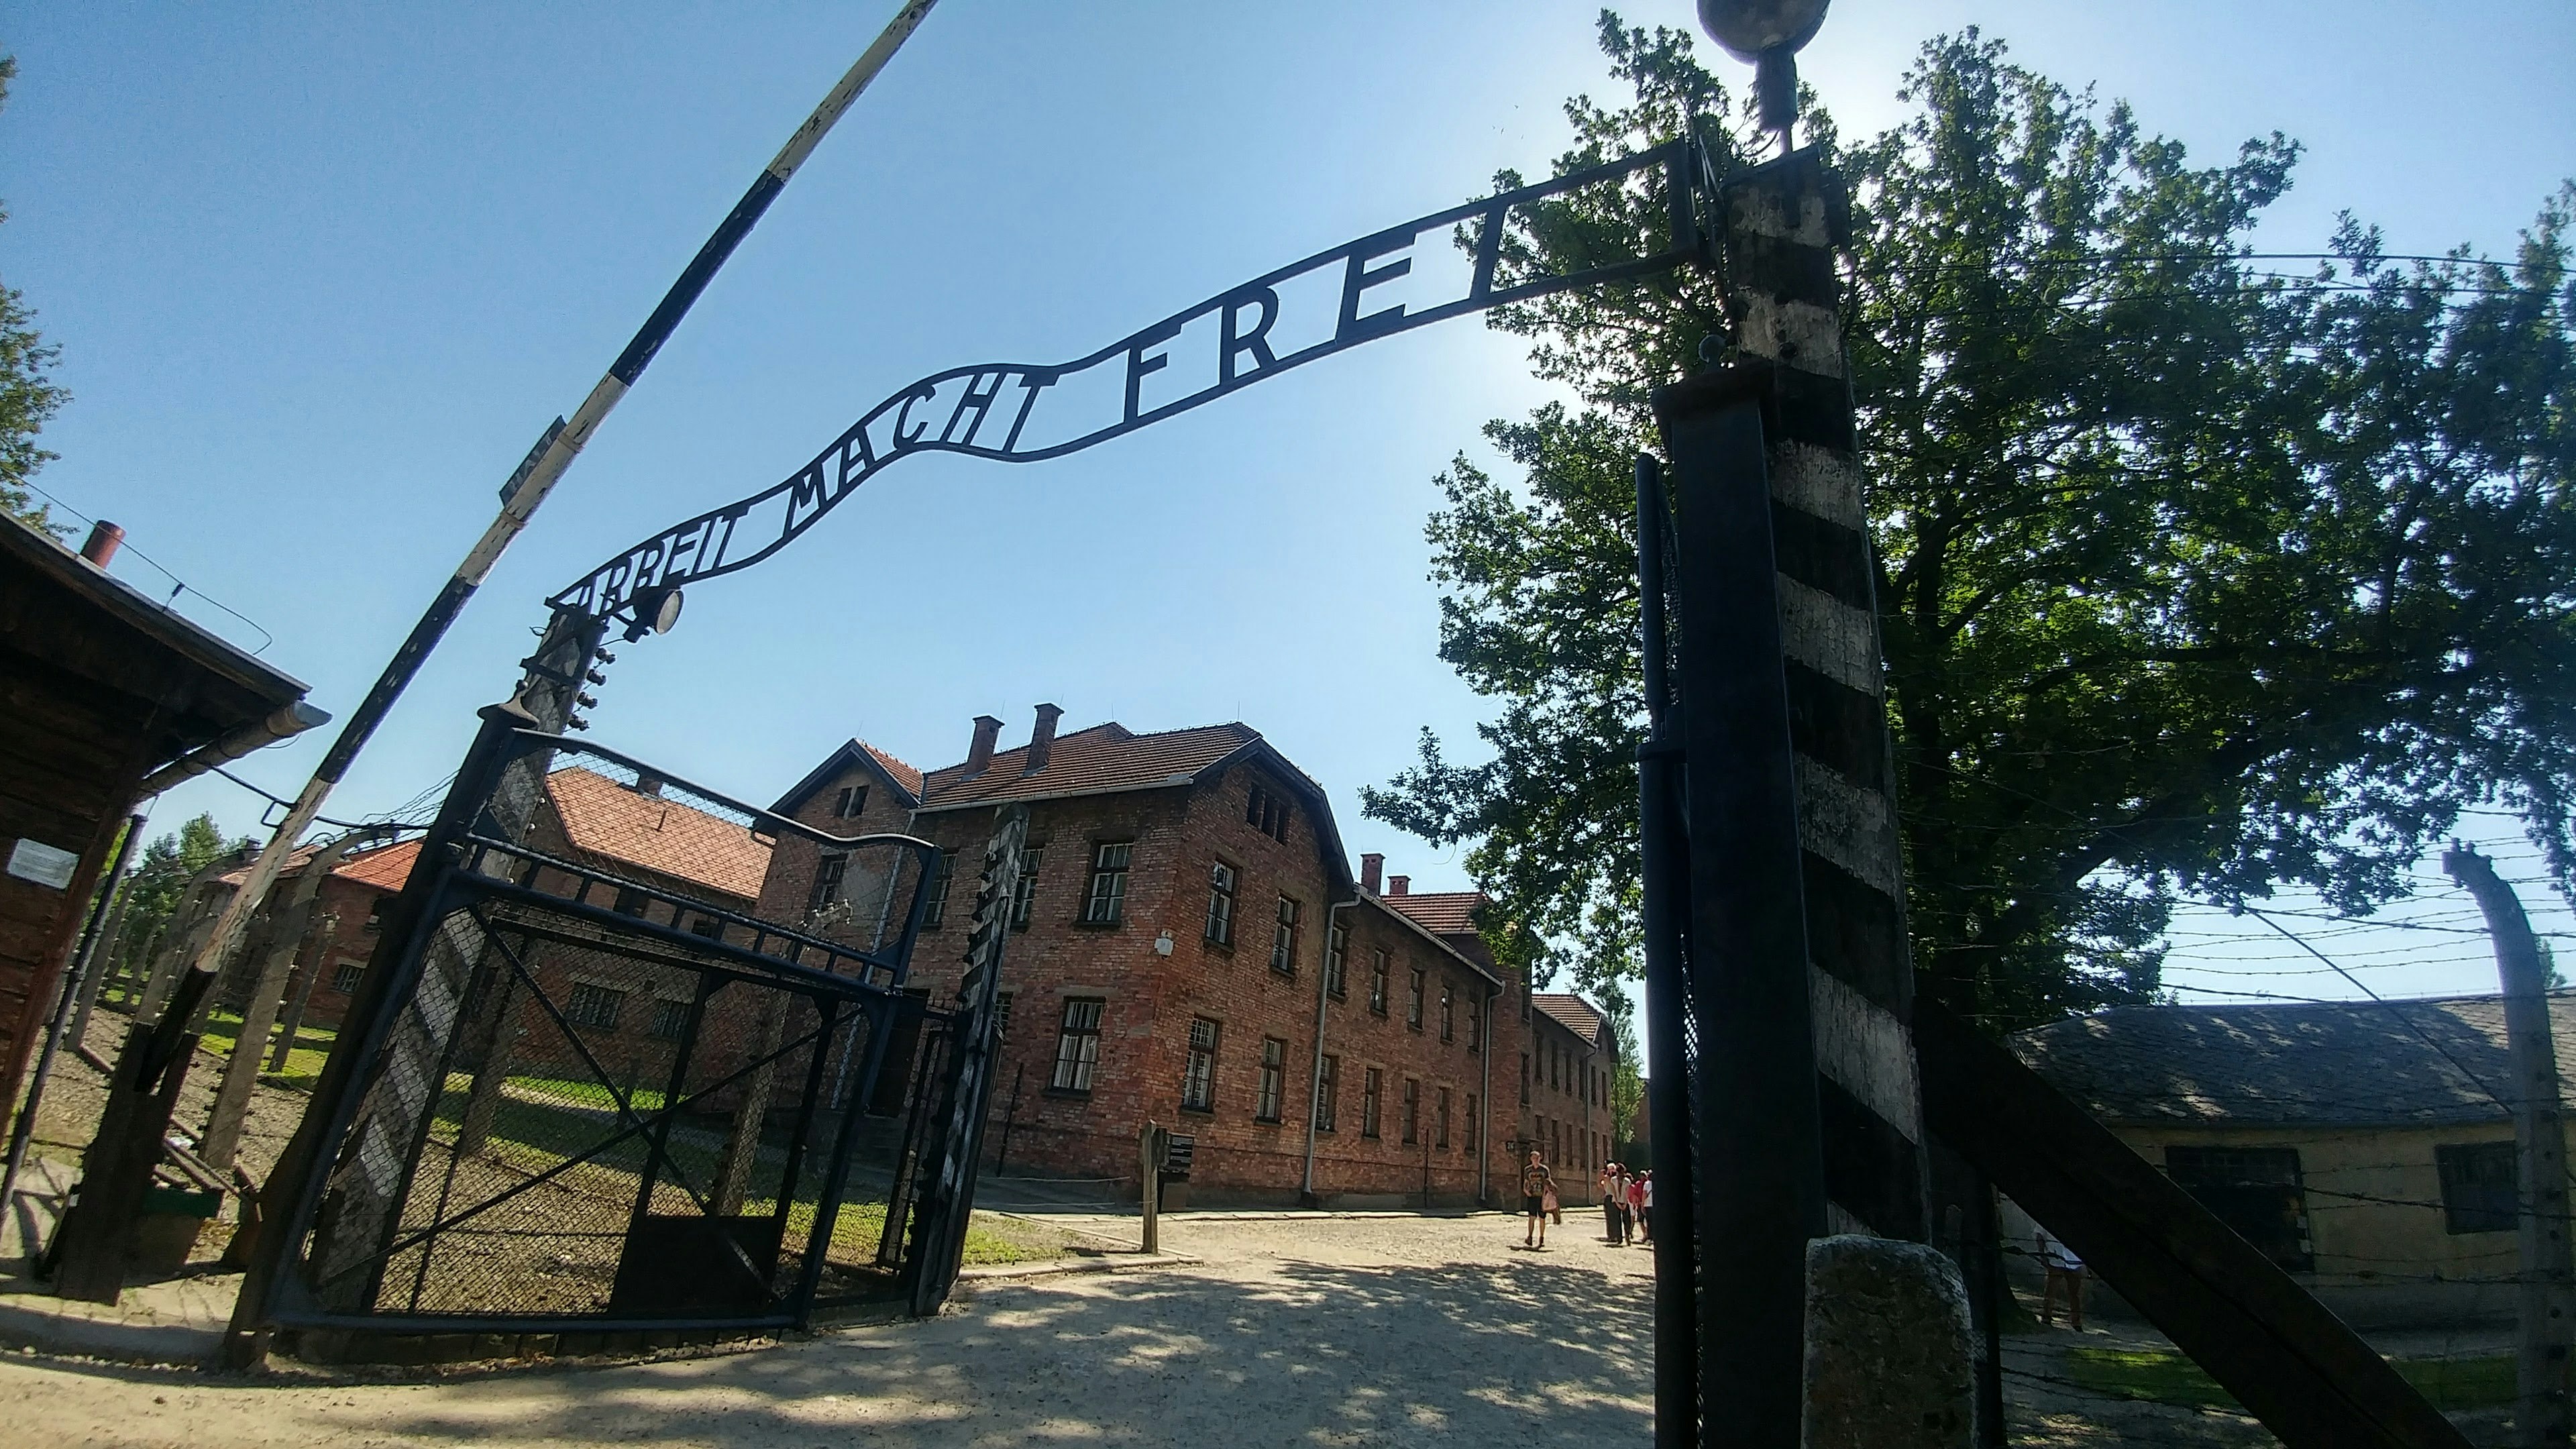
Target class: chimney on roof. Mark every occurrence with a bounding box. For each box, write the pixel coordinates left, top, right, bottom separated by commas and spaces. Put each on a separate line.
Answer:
1026, 702, 1063, 775
633, 771, 665, 798
966, 714, 1004, 775
1389, 875, 1409, 896
1360, 853, 1384, 894
78, 520, 123, 568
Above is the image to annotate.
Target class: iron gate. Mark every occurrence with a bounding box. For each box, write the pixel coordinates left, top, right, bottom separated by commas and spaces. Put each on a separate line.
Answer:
260, 710, 970, 1340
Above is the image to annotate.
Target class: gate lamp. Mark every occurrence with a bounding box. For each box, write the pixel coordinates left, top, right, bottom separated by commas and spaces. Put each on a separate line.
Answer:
1696, 0, 1829, 148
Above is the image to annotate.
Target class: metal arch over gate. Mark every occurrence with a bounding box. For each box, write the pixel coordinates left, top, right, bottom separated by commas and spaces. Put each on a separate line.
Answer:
549, 138, 1715, 625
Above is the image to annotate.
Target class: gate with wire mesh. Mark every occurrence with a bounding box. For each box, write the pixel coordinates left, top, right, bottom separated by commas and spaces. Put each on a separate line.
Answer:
258, 710, 970, 1340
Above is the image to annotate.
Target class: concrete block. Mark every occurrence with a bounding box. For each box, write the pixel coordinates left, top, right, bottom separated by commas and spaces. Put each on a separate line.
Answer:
1803, 1234, 1973, 1448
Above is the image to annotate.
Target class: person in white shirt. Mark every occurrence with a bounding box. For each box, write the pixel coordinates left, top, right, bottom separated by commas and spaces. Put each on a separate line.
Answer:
2037, 1227, 2086, 1330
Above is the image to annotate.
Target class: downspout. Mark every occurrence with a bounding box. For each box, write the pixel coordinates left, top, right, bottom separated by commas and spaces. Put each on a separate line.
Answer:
1300, 896, 1352, 1207
1479, 982, 1493, 1207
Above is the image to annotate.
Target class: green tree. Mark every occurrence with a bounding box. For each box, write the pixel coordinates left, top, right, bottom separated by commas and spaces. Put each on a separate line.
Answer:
111, 814, 249, 986
0, 56, 71, 539
1607, 1004, 1642, 1151
1367, 17, 2576, 1028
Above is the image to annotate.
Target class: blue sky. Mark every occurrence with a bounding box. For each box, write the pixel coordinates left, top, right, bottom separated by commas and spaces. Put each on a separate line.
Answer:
6, 3, 2571, 1032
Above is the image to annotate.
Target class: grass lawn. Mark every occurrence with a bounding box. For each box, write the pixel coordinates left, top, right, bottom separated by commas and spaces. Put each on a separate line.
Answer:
195, 1009, 336, 1089
2065, 1346, 2513, 1411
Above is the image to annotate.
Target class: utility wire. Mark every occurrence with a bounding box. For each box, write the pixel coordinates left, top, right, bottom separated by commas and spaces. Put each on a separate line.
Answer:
2239, 904, 2512, 1110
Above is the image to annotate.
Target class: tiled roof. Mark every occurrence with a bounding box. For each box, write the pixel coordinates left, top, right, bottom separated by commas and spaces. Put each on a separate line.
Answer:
1382, 890, 1483, 935
860, 741, 924, 798
1534, 992, 1609, 1046
2011, 994, 2576, 1128
215, 844, 312, 888
333, 839, 421, 893
546, 767, 771, 903
918, 721, 1263, 810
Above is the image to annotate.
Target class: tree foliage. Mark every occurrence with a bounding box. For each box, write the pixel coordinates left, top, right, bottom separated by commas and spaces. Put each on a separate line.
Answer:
1366, 17, 2576, 1028
111, 814, 251, 983
0, 56, 71, 539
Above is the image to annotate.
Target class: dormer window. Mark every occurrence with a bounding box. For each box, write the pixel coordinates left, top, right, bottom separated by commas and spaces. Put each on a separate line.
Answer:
834, 784, 868, 819
1245, 782, 1289, 843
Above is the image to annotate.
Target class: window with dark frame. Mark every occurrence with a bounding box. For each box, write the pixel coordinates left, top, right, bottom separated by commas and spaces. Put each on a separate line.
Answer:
1256, 1036, 1286, 1122
1466, 997, 1479, 1053
1051, 997, 1103, 1092
1436, 1086, 1451, 1149
1520, 1052, 1530, 1106
1245, 782, 1289, 843
1325, 921, 1348, 999
1465, 1092, 1479, 1152
1316, 1053, 1340, 1132
1183, 1016, 1220, 1111
648, 998, 691, 1041
1407, 968, 1426, 1030
834, 784, 867, 819
2437, 1142, 2520, 1234
1205, 861, 1237, 945
566, 981, 627, 1030
1011, 846, 1045, 929
1439, 981, 1454, 1042
810, 852, 849, 914
1271, 896, 1299, 975
1401, 1077, 1420, 1144
1085, 841, 1133, 925
923, 849, 957, 928
2164, 1145, 2315, 1272
1368, 951, 1389, 1014
331, 961, 366, 994
1362, 1067, 1383, 1138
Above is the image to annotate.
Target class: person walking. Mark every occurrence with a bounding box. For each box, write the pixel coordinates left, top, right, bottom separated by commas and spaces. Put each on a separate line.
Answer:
2037, 1227, 2086, 1331
1520, 1150, 1556, 1249
1635, 1169, 1654, 1244
1626, 1169, 1648, 1245
1601, 1164, 1627, 1244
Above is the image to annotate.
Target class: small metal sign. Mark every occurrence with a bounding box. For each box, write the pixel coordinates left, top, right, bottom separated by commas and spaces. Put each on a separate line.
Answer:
6, 837, 80, 890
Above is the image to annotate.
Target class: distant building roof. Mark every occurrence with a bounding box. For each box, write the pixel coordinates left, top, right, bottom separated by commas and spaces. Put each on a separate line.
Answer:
546, 767, 771, 903
2010, 994, 2575, 1129
1533, 992, 1612, 1051
1381, 890, 1483, 936
333, 838, 420, 893
917, 722, 1269, 811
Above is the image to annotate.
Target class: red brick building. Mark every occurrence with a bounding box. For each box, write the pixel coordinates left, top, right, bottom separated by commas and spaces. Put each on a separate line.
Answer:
759, 706, 1620, 1208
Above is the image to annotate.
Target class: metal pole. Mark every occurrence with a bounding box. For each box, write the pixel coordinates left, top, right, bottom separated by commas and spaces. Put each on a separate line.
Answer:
170, 0, 944, 1015
1301, 898, 1350, 1205
1634, 454, 1700, 1449
1, 812, 147, 1212
2447, 844, 2575, 1449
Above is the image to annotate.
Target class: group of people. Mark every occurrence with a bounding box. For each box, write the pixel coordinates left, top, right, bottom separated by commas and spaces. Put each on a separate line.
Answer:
1513, 1150, 1654, 1250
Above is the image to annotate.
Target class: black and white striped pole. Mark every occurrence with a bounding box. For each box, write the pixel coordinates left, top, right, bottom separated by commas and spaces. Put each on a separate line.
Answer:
174, 1, 940, 1002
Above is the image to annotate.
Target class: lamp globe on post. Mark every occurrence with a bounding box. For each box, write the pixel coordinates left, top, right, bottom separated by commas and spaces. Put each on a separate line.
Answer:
1695, 0, 1829, 150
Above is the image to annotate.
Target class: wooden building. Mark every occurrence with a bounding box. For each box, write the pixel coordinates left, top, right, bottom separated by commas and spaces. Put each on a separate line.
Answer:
0, 515, 315, 1126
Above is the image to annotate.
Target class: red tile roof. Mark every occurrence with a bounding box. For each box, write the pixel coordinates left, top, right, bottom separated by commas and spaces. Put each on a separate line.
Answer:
215, 844, 313, 888
546, 767, 771, 902
1381, 890, 1484, 935
333, 838, 421, 893
1533, 992, 1609, 1046
860, 741, 924, 798
917, 721, 1266, 810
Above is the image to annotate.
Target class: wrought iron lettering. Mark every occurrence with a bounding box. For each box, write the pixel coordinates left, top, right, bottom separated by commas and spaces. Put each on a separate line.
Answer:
552, 140, 1704, 619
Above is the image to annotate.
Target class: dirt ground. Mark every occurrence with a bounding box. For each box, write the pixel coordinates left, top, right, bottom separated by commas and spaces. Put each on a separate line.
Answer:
0, 1206, 2504, 1447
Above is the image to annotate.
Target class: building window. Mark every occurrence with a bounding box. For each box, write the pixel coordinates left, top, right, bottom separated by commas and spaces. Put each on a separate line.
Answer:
1204, 861, 1237, 945
1439, 981, 1454, 1042
2437, 1142, 2520, 1234
1316, 1054, 1340, 1132
833, 784, 867, 819
1083, 841, 1132, 925
566, 981, 627, 1030
810, 852, 849, 914
1362, 1068, 1383, 1139
1271, 896, 1300, 976
1010, 846, 1045, 930
1436, 1087, 1452, 1149
1246, 782, 1289, 843
1407, 968, 1426, 1030
1368, 951, 1389, 1015
648, 998, 691, 1041
1051, 997, 1103, 1092
1182, 1016, 1220, 1112
688, 913, 725, 941
1466, 998, 1480, 1053
2165, 1146, 2314, 1273
1325, 922, 1348, 999
1401, 1077, 1421, 1145
613, 885, 650, 917
363, 900, 386, 933
923, 850, 956, 928
331, 961, 366, 994
1465, 1092, 1479, 1153
1520, 1052, 1530, 1106
1256, 1037, 1287, 1122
